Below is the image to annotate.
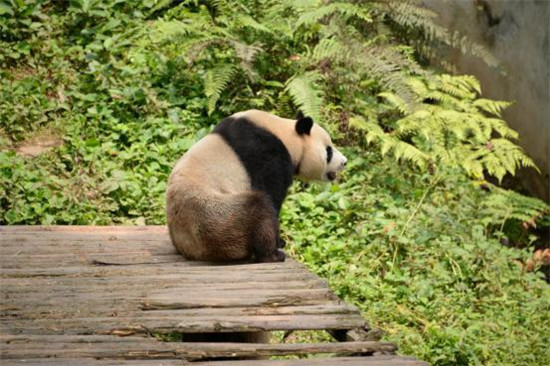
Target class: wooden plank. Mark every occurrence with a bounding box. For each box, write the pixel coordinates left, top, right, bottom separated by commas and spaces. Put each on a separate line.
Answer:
2, 304, 358, 323
0, 260, 308, 276
1, 345, 177, 360
0, 334, 397, 360
0, 225, 168, 241
189, 356, 428, 365
143, 288, 336, 309
1, 307, 361, 338
0, 232, 169, 243
1, 337, 176, 360
1, 279, 326, 295
0, 225, 168, 233
1, 282, 337, 311
1, 257, 307, 275
173, 341, 397, 360
0, 241, 174, 252
0, 264, 314, 279
0, 359, 427, 366
2, 302, 355, 316
0, 334, 151, 343
2, 312, 366, 335
0, 254, 186, 268
0, 275, 324, 298
0, 359, 187, 366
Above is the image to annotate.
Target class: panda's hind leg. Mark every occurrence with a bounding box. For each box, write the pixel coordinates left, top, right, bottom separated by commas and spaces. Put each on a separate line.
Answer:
245, 192, 285, 263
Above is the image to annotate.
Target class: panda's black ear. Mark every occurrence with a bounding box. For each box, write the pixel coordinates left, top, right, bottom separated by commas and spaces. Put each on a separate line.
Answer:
296, 110, 305, 120
296, 116, 313, 135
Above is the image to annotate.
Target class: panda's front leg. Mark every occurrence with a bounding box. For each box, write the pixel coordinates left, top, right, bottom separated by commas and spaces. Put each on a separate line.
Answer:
247, 193, 286, 263
277, 237, 286, 249
251, 222, 285, 263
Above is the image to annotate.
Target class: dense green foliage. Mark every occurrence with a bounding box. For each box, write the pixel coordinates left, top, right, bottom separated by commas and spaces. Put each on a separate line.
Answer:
1, 1, 549, 365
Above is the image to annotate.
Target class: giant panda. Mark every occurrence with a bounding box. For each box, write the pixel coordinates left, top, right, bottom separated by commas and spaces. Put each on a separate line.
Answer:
166, 109, 347, 263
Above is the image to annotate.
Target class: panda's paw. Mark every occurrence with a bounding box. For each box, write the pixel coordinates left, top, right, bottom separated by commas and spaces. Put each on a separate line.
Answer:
277, 237, 286, 249
256, 249, 285, 263
274, 249, 286, 262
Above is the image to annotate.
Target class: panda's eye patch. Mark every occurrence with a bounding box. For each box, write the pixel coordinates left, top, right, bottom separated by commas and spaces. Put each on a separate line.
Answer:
326, 146, 333, 163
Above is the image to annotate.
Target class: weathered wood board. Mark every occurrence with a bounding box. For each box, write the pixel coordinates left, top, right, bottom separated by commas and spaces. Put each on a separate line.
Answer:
0, 226, 427, 365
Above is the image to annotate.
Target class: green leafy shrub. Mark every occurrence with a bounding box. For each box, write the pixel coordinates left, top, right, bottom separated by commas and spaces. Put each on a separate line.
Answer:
1, 1, 548, 365
281, 150, 550, 366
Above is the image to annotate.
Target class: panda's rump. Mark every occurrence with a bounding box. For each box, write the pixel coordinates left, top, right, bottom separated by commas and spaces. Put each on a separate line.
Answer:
168, 188, 276, 261
195, 190, 277, 261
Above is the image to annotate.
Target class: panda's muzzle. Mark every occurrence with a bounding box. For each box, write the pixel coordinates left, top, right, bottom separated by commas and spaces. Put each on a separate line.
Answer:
326, 157, 347, 181
327, 172, 337, 181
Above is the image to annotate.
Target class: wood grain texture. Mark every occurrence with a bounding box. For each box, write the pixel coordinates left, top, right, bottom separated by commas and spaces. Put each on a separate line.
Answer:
0, 357, 427, 366
1, 334, 397, 360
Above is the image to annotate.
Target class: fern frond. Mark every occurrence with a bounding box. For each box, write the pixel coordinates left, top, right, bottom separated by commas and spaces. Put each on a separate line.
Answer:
384, 0, 451, 43
473, 98, 511, 118
311, 37, 345, 62
453, 33, 500, 69
210, 0, 235, 19
204, 64, 236, 115
229, 40, 262, 79
153, 20, 194, 38
296, 2, 373, 28
285, 72, 324, 122
352, 115, 429, 169
235, 14, 273, 34
359, 46, 420, 108
348, 115, 385, 144
424, 89, 462, 106
408, 77, 429, 96
230, 41, 262, 64
481, 183, 549, 227
348, 115, 370, 131
486, 117, 518, 139
376, 136, 429, 169
472, 138, 539, 182
437, 74, 478, 100
378, 92, 410, 115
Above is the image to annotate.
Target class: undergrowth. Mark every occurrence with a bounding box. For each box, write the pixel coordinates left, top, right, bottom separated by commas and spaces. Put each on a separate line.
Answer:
1, 1, 549, 365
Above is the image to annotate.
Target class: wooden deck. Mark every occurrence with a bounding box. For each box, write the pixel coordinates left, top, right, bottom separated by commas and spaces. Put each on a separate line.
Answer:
0, 226, 426, 365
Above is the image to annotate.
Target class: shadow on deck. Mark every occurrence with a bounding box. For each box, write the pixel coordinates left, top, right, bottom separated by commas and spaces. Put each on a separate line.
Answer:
0, 226, 427, 365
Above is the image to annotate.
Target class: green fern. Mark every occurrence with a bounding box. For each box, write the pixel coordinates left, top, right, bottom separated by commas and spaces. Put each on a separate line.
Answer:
473, 98, 512, 118
285, 72, 324, 122
235, 14, 273, 34
358, 75, 538, 182
378, 91, 412, 115
229, 40, 262, 78
481, 183, 549, 228
471, 139, 539, 182
296, 2, 373, 28
204, 64, 236, 115
311, 37, 346, 62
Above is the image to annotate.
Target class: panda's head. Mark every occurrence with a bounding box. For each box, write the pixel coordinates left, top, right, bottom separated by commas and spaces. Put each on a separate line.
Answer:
230, 110, 347, 182
294, 115, 347, 182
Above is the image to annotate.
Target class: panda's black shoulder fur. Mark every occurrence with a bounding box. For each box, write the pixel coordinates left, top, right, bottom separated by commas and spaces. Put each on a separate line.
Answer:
213, 116, 294, 212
